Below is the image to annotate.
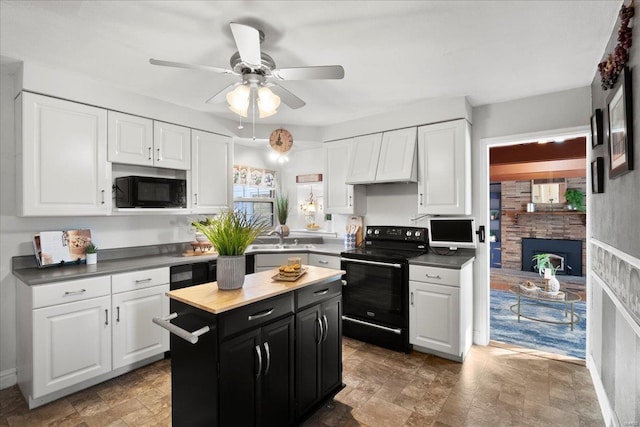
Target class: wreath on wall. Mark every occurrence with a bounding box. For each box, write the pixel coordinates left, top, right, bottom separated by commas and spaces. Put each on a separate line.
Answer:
598, 0, 635, 90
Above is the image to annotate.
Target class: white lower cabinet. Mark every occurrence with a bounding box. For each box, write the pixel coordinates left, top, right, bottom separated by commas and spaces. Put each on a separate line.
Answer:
112, 284, 169, 370
408, 262, 473, 361
308, 253, 341, 270
255, 253, 309, 272
17, 269, 170, 408
32, 294, 112, 399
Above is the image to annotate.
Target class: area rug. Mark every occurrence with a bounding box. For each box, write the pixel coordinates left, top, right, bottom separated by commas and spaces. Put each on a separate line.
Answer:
490, 289, 586, 359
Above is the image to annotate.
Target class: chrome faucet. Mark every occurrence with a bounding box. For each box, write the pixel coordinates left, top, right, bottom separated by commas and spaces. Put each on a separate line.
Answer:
267, 229, 285, 246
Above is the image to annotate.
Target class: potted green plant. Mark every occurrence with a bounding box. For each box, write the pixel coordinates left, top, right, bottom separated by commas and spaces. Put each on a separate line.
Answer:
531, 253, 560, 292
193, 210, 270, 290
275, 193, 290, 237
564, 189, 585, 211
84, 242, 98, 265
192, 218, 213, 242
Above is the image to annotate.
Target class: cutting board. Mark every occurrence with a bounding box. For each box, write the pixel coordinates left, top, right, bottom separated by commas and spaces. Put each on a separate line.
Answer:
347, 216, 364, 247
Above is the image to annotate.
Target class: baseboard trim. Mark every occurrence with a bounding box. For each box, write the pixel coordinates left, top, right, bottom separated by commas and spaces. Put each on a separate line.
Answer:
0, 368, 17, 390
586, 355, 618, 427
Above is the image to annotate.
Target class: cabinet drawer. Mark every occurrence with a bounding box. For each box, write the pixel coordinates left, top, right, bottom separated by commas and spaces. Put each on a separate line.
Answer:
409, 265, 459, 287
255, 253, 308, 267
295, 279, 342, 310
32, 276, 111, 309
112, 267, 169, 293
308, 254, 341, 270
219, 293, 294, 340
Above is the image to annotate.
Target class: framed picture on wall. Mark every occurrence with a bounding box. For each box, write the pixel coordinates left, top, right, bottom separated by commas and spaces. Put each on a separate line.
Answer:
591, 157, 604, 194
607, 66, 634, 178
591, 108, 603, 148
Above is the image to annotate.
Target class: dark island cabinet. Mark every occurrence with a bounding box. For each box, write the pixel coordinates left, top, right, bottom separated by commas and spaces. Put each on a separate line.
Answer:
295, 281, 343, 420
219, 315, 294, 427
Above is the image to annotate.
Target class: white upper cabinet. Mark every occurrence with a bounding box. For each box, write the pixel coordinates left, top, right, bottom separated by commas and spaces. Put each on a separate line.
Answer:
345, 133, 382, 184
191, 130, 232, 213
417, 119, 471, 215
107, 112, 154, 166
345, 128, 417, 184
152, 121, 191, 170
324, 139, 366, 215
17, 92, 111, 216
376, 127, 417, 182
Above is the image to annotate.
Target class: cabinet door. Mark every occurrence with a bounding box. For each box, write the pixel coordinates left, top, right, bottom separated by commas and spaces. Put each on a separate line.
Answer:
345, 133, 383, 184
417, 119, 471, 215
191, 130, 231, 213
409, 281, 459, 356
295, 305, 321, 418
219, 329, 260, 427
324, 139, 363, 214
153, 121, 191, 170
32, 295, 111, 398
308, 253, 341, 270
376, 127, 417, 182
112, 285, 169, 370
18, 92, 111, 216
107, 111, 153, 166
260, 316, 294, 427
320, 296, 342, 396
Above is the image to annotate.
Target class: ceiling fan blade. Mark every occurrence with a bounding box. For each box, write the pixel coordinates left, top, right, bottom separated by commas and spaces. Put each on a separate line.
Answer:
272, 65, 345, 81
205, 82, 241, 104
149, 58, 234, 75
230, 22, 262, 68
267, 83, 306, 109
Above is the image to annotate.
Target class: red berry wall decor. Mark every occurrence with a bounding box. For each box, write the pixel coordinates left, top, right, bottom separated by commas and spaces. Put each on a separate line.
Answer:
598, 0, 635, 90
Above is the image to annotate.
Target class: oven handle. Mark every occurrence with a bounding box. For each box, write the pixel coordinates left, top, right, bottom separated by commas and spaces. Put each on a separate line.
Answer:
341, 315, 402, 335
340, 258, 403, 269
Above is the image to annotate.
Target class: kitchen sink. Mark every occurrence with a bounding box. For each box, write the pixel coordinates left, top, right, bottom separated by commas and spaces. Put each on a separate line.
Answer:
248, 244, 315, 251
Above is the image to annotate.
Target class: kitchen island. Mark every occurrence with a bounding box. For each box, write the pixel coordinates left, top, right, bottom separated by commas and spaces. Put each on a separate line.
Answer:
156, 265, 344, 427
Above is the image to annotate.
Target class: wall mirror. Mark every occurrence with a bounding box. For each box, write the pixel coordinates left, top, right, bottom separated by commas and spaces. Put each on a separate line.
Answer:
531, 178, 566, 204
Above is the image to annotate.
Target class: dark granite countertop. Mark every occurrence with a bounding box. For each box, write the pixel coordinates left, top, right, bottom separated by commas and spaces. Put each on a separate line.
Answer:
409, 249, 475, 269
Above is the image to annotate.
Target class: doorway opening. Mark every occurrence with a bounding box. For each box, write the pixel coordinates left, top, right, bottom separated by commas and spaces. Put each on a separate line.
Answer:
488, 136, 588, 361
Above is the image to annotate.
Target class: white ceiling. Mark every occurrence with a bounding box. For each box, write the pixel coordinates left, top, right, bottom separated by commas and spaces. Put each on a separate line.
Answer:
0, 1, 621, 128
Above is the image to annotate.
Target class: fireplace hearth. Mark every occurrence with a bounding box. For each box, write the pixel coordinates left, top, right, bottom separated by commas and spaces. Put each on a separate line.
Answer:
521, 238, 583, 276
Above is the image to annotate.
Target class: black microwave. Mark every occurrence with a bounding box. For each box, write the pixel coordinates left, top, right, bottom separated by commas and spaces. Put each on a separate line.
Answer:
115, 176, 187, 208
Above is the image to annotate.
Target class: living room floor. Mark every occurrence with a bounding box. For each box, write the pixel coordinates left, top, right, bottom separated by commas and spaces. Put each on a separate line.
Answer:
0, 338, 603, 426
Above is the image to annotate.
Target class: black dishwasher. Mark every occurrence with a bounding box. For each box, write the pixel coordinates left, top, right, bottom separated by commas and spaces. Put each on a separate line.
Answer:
169, 254, 255, 290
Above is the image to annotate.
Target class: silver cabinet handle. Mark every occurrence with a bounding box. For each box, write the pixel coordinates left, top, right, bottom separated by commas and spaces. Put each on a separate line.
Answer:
318, 260, 329, 265
314, 289, 329, 296
341, 280, 347, 286
64, 289, 86, 296
255, 344, 262, 379
248, 308, 274, 321
101, 189, 105, 205
148, 147, 152, 160
419, 193, 423, 206
135, 278, 152, 284
322, 315, 328, 343
152, 313, 211, 344
411, 292, 414, 306
194, 193, 198, 205
316, 317, 324, 344
105, 309, 109, 326
425, 274, 442, 280
263, 342, 271, 376
156, 147, 161, 162
116, 306, 120, 323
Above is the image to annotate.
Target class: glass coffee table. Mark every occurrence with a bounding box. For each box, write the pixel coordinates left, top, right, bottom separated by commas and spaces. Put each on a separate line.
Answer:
509, 285, 581, 331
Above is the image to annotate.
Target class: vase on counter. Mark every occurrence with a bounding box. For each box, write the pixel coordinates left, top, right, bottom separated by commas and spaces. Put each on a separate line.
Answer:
86, 253, 97, 265
217, 255, 246, 290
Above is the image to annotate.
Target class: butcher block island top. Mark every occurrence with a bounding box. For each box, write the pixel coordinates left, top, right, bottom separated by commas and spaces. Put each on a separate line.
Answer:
167, 265, 344, 314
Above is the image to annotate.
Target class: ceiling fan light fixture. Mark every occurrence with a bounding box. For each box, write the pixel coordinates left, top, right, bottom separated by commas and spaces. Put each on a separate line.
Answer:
257, 87, 280, 118
226, 84, 250, 117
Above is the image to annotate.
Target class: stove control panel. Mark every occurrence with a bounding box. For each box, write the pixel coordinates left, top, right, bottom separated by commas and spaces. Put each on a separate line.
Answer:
365, 226, 428, 243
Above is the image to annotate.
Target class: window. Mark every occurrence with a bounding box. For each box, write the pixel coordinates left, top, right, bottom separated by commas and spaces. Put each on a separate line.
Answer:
232, 165, 277, 226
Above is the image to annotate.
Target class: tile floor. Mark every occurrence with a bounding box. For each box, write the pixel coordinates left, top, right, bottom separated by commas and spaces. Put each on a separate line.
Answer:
0, 338, 604, 426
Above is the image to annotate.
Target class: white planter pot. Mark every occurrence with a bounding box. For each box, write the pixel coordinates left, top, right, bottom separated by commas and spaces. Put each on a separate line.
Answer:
216, 255, 246, 290
86, 253, 97, 265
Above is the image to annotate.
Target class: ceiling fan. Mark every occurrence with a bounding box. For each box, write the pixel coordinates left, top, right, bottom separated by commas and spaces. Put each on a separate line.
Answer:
149, 22, 345, 117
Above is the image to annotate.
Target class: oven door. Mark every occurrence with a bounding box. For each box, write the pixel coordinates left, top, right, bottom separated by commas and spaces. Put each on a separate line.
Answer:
340, 257, 408, 327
